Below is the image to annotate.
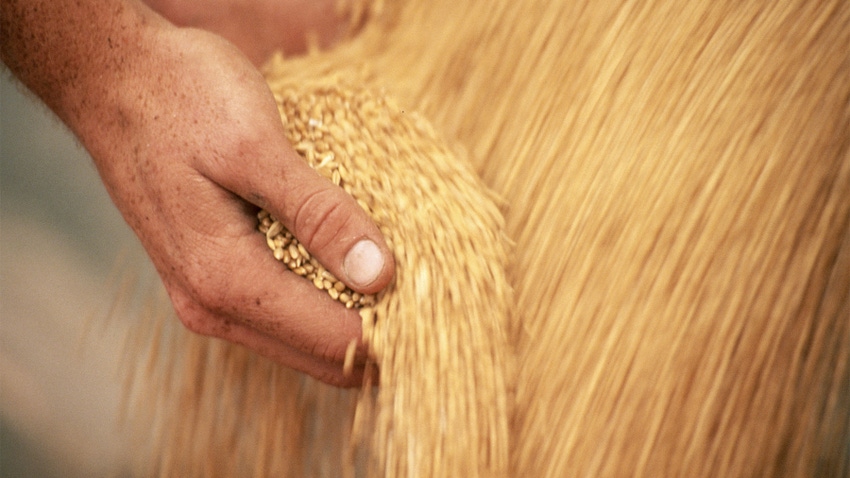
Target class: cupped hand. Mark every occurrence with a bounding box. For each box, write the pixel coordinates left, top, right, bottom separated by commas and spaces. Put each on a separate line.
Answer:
86, 25, 394, 386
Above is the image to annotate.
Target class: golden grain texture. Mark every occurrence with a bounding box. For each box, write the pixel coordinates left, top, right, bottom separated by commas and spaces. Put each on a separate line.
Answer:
121, 0, 850, 476
362, 2, 850, 476
271, 0, 850, 475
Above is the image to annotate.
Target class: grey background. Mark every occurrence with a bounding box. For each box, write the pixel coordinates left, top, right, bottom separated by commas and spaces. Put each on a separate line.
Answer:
1, 71, 149, 477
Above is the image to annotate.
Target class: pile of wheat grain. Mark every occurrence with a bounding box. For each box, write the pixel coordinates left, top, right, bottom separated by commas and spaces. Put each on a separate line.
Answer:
122, 0, 850, 476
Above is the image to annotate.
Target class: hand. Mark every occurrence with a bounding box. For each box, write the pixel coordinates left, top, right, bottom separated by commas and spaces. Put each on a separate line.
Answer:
84, 26, 394, 386
142, 0, 351, 65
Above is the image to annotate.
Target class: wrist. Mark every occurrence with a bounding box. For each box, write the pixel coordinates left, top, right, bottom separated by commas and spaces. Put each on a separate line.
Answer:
1, 0, 174, 144
64, 7, 174, 142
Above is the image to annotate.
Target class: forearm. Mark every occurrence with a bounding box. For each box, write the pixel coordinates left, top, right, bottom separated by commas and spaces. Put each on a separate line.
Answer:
1, 0, 167, 137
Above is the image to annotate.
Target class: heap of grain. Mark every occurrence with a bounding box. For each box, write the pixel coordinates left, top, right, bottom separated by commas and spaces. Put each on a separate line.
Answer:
121, 0, 850, 476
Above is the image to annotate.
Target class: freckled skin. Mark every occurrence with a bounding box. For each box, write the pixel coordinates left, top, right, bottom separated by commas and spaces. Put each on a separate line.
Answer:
0, 0, 394, 387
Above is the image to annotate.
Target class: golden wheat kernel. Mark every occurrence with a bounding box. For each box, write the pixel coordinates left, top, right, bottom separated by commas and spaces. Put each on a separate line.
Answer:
352, 292, 362, 302
338, 164, 350, 180
332, 170, 341, 186
273, 248, 286, 261
345, 301, 355, 309
329, 288, 340, 300
318, 152, 335, 168
266, 236, 276, 251
287, 244, 299, 260
296, 244, 310, 260
293, 266, 306, 276
358, 306, 374, 324
339, 292, 351, 303
333, 281, 347, 292
342, 339, 357, 378
330, 143, 346, 159
356, 199, 371, 213
266, 221, 283, 238
328, 123, 345, 140
313, 277, 324, 289
322, 279, 334, 290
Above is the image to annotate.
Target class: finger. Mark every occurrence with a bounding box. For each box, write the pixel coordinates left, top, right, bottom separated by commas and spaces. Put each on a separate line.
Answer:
160, 164, 374, 369
200, 100, 395, 295
168, 230, 373, 364
168, 263, 373, 388
205, 312, 369, 388
224, 323, 379, 388
225, 241, 372, 365
273, 156, 395, 294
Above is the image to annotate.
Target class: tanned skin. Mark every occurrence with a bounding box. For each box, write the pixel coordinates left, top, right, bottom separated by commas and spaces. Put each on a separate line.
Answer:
1, 0, 394, 387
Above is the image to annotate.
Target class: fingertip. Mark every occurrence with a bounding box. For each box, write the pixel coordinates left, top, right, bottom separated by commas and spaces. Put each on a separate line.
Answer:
342, 238, 394, 293
244, 146, 395, 295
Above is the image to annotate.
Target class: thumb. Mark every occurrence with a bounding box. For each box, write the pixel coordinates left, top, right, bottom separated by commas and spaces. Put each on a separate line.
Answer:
208, 133, 395, 295
271, 151, 395, 294
190, 61, 395, 294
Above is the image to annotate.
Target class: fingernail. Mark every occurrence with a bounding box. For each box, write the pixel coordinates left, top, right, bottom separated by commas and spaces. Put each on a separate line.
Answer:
343, 239, 384, 288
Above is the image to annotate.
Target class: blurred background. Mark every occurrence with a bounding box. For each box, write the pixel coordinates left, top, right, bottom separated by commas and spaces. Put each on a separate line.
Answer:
1, 71, 152, 477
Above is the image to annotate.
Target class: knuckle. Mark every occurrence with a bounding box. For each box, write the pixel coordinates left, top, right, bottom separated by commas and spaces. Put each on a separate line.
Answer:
293, 188, 356, 253
184, 276, 229, 315
167, 260, 239, 334
177, 252, 236, 314
170, 290, 217, 336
